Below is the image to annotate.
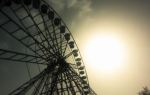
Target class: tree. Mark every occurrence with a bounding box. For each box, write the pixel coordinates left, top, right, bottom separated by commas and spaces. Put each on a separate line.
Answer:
139, 87, 150, 95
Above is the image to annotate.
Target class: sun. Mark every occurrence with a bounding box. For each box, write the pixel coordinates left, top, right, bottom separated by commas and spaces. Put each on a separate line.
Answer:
84, 34, 126, 74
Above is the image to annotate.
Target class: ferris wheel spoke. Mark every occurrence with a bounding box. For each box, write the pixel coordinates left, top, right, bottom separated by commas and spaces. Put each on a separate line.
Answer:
24, 2, 67, 58
40, 0, 69, 57
68, 62, 90, 85
48, 30, 67, 57
6, 7, 51, 59
0, 48, 47, 65
43, 74, 59, 95
40, 12, 65, 57
65, 70, 83, 94
31, 73, 47, 95
64, 51, 74, 59
21, 5, 58, 57
0, 10, 54, 60
39, 73, 51, 95
68, 67, 92, 94
55, 74, 62, 94
62, 42, 68, 57
50, 20, 61, 55
69, 69, 91, 95
0, 1, 97, 95
41, 0, 77, 58
63, 72, 76, 94
9, 69, 47, 95
39, 12, 59, 55
61, 33, 72, 57
0, 23, 48, 62
23, 2, 65, 58
6, 5, 57, 56
62, 73, 71, 95
47, 24, 66, 58
57, 73, 67, 94
59, 31, 64, 56
0, 27, 47, 61
60, 36, 69, 57
69, 66, 88, 84
64, 71, 77, 94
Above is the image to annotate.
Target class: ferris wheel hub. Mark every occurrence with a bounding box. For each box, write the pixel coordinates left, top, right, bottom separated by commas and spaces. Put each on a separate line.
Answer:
46, 58, 68, 73
0, 0, 97, 94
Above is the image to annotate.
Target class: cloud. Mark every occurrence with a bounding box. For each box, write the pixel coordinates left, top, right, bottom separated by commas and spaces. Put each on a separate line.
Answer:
67, 0, 93, 30
73, 0, 92, 18
47, 0, 92, 17
66, 0, 77, 8
47, 0, 65, 12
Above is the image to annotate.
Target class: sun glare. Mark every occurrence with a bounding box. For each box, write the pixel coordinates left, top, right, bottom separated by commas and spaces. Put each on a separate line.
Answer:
84, 34, 126, 74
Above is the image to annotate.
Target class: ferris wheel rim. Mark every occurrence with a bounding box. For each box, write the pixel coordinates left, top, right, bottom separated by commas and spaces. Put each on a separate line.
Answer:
0, 0, 89, 79
0, 0, 96, 94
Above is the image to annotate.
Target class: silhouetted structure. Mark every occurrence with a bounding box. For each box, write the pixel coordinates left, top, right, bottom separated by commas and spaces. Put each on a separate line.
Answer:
0, 0, 96, 94
139, 87, 150, 95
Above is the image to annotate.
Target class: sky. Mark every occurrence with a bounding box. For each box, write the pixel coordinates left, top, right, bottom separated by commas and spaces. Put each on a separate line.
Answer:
0, 0, 150, 95
48, 0, 150, 95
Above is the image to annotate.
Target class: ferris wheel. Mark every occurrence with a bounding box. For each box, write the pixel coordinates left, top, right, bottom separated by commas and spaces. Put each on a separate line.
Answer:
0, 0, 96, 95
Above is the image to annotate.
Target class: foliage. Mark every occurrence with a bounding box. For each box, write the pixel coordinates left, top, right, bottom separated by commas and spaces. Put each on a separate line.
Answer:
139, 87, 150, 95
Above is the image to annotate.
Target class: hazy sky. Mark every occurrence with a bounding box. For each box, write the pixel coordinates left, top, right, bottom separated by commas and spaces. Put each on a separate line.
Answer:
48, 0, 150, 95
0, 0, 150, 95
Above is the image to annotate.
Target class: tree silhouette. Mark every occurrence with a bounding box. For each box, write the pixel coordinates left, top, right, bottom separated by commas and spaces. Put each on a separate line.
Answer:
139, 87, 150, 95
